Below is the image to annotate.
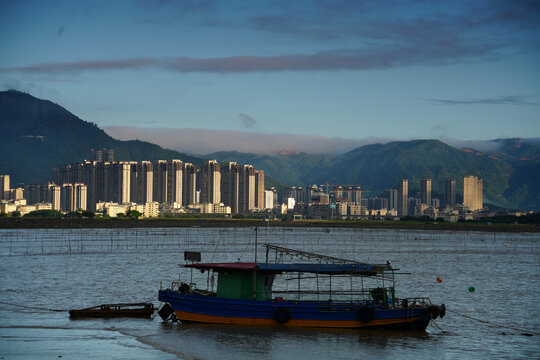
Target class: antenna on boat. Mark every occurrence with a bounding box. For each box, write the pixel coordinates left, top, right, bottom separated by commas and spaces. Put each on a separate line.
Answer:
254, 227, 258, 263
253, 227, 259, 300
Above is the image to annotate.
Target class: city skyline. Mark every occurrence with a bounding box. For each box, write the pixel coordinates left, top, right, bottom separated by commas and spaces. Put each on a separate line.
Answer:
2, 166, 490, 222
1, 1, 539, 155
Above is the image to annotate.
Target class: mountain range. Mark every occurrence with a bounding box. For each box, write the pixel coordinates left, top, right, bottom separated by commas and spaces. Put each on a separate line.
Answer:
1, 90, 539, 211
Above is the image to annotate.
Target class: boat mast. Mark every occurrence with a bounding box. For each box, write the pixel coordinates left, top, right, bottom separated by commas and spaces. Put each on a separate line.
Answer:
254, 227, 258, 263
252, 227, 258, 300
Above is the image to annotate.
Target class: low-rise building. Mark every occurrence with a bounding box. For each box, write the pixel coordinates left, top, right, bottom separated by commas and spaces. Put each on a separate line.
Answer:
191, 203, 231, 215
144, 202, 159, 218
96, 202, 129, 217
424, 207, 440, 219
159, 202, 183, 214
15, 202, 53, 216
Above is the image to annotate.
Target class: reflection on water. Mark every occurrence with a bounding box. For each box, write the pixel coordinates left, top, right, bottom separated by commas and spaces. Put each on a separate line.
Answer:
0, 227, 538, 359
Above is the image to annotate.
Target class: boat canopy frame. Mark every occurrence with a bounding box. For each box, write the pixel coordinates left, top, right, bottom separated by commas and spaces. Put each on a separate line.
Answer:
178, 245, 404, 305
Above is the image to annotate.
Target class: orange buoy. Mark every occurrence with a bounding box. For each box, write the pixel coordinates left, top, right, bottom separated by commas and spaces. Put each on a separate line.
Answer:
436, 277, 442, 283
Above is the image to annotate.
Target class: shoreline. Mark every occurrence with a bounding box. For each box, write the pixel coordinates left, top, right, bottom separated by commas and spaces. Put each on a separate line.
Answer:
0, 218, 538, 233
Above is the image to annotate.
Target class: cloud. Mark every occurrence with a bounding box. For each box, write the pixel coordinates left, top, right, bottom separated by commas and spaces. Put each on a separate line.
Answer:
238, 113, 256, 128
440, 138, 503, 153
103, 126, 538, 156
103, 126, 389, 155
428, 96, 540, 106
0, 42, 503, 75
3, 2, 536, 77
246, 1, 540, 41
7, 2, 538, 76
141, 0, 214, 11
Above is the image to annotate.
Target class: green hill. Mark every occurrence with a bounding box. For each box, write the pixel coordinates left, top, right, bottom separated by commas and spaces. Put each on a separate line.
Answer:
209, 140, 540, 211
206, 151, 333, 186
0, 90, 203, 184
315, 140, 513, 205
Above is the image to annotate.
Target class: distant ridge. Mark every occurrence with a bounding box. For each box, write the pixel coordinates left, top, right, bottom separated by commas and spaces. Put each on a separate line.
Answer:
209, 139, 540, 211
0, 90, 203, 184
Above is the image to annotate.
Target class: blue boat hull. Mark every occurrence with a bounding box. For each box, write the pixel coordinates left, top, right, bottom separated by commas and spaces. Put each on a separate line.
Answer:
158, 289, 433, 330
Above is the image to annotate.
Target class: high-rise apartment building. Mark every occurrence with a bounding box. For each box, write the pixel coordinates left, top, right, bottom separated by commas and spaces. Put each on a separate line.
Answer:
105, 149, 114, 162
385, 188, 398, 210
238, 165, 255, 213
61, 183, 87, 212
200, 160, 221, 204
463, 175, 483, 211
53, 160, 130, 210
220, 162, 240, 213
398, 179, 408, 217
51, 185, 61, 210
264, 190, 274, 209
421, 178, 432, 206
11, 188, 24, 200
91, 148, 114, 162
111, 162, 131, 204
285, 187, 297, 204
153, 160, 183, 204
0, 175, 10, 200
445, 178, 456, 208
350, 186, 362, 204
334, 186, 344, 202
91, 149, 103, 162
255, 170, 265, 210
24, 183, 61, 210
182, 163, 197, 206
130, 161, 153, 204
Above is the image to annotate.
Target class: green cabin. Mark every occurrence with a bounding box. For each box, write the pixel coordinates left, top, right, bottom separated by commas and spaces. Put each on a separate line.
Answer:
216, 270, 275, 300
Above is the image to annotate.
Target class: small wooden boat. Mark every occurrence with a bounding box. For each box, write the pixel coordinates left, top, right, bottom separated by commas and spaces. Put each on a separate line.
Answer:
158, 244, 445, 330
69, 302, 154, 318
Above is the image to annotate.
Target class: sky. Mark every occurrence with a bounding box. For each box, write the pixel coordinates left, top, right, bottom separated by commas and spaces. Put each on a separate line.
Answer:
1, 0, 540, 155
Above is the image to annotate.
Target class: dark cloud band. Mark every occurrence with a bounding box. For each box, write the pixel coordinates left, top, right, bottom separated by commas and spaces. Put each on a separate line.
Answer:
429, 96, 540, 106
0, 42, 500, 75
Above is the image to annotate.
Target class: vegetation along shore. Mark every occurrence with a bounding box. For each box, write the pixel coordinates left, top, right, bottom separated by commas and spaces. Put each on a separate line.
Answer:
1, 216, 538, 233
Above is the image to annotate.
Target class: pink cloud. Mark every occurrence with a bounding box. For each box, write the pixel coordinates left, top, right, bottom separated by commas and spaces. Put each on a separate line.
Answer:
103, 126, 387, 155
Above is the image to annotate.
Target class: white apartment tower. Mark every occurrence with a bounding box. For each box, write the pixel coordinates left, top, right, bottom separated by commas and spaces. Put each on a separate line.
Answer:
398, 179, 408, 217
463, 175, 483, 211
255, 170, 265, 210
201, 160, 221, 204
0, 175, 10, 200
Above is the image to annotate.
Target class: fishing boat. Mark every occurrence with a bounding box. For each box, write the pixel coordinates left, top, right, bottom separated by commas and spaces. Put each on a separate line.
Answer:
69, 302, 154, 318
158, 244, 445, 330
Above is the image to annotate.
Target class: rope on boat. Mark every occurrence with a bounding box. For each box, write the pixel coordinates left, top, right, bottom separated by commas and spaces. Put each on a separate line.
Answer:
0, 300, 67, 312
447, 308, 536, 336
430, 318, 446, 333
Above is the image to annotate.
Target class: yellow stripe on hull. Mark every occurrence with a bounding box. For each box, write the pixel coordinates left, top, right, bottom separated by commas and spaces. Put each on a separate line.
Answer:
174, 310, 425, 328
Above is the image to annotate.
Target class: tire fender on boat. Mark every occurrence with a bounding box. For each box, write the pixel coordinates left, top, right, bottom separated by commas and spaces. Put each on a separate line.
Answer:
358, 307, 375, 322
428, 305, 445, 320
274, 307, 291, 323
439, 304, 446, 318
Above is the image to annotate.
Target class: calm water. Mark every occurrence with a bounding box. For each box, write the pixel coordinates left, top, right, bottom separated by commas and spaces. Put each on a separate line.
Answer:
0, 227, 538, 359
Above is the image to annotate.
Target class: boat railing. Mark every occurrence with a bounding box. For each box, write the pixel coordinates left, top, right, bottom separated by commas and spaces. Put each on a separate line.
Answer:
267, 291, 433, 309
269, 286, 397, 305
396, 297, 432, 308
